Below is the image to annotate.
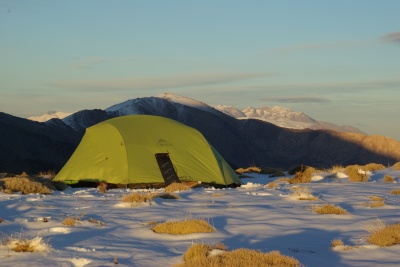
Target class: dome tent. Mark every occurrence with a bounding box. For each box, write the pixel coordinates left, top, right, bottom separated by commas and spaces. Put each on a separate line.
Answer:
53, 115, 240, 188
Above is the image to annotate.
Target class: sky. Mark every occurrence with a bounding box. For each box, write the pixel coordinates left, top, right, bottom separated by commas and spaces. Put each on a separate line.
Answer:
1, 0, 400, 141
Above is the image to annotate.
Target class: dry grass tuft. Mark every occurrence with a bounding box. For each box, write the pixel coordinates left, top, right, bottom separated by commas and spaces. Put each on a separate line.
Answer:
289, 186, 319, 201
362, 163, 386, 172
1, 177, 53, 194
97, 182, 107, 193
88, 218, 104, 226
151, 219, 214, 235
276, 177, 291, 182
156, 193, 180, 199
313, 204, 348, 215
367, 220, 400, 247
393, 162, 400, 170
265, 181, 279, 189
62, 216, 77, 226
164, 183, 191, 193
37, 170, 56, 178
236, 166, 262, 174
345, 166, 369, 182
2, 234, 50, 252
176, 243, 300, 267
390, 188, 400, 195
121, 192, 157, 203
361, 196, 385, 208
0, 218, 5, 223
331, 239, 344, 247
288, 167, 316, 184
330, 165, 345, 173
383, 175, 395, 183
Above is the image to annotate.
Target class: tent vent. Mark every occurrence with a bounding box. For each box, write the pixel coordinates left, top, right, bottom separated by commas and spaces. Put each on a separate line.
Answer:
155, 153, 180, 185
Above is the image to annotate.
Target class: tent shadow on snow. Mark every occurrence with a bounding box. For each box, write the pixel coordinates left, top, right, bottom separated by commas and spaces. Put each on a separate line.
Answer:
53, 115, 240, 189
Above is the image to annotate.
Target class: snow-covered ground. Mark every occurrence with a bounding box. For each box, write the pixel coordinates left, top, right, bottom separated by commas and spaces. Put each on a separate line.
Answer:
1, 168, 400, 267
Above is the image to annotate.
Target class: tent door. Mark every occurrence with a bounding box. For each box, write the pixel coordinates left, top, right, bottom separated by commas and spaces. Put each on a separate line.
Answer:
155, 153, 180, 185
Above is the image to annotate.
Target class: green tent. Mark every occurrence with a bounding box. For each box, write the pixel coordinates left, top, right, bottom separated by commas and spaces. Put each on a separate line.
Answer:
53, 115, 240, 187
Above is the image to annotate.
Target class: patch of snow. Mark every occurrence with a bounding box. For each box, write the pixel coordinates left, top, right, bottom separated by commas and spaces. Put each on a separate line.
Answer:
28, 111, 73, 122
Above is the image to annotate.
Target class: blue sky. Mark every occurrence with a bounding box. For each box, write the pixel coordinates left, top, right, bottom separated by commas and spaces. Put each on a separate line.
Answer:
1, 0, 400, 140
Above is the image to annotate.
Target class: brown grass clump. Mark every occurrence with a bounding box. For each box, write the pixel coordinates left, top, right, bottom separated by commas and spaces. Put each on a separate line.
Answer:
383, 175, 395, 183
235, 166, 262, 174
151, 219, 214, 235
88, 218, 104, 226
62, 216, 77, 226
288, 167, 316, 184
276, 177, 291, 182
97, 182, 107, 193
121, 192, 157, 203
330, 165, 345, 173
345, 166, 369, 182
361, 196, 385, 208
37, 170, 56, 178
390, 188, 400, 195
313, 204, 348, 215
1, 177, 53, 194
362, 163, 386, 172
3, 234, 50, 252
393, 162, 400, 170
331, 239, 344, 247
265, 181, 279, 189
367, 220, 400, 247
289, 186, 319, 201
164, 183, 191, 193
176, 243, 300, 267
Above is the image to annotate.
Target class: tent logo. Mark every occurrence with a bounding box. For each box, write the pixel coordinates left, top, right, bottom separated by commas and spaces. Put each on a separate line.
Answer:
157, 139, 173, 147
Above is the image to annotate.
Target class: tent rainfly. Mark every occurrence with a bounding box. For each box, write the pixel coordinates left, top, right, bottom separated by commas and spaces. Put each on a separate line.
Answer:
53, 115, 241, 187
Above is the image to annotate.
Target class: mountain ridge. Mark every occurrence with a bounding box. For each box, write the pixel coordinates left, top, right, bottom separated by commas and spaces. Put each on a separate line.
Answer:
1, 93, 399, 173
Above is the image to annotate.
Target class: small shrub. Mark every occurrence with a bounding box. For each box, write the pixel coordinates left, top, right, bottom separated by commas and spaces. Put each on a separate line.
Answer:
289, 186, 319, 201
313, 204, 348, 215
362, 163, 385, 172
331, 239, 344, 247
288, 167, 315, 184
37, 170, 56, 178
3, 234, 49, 252
0, 218, 5, 223
121, 193, 156, 203
62, 216, 76, 226
367, 220, 400, 247
345, 166, 369, 182
235, 166, 261, 174
330, 165, 345, 173
88, 218, 104, 226
383, 175, 395, 183
390, 188, 400, 195
1, 177, 53, 194
164, 183, 191, 193
265, 181, 279, 189
393, 162, 400, 170
176, 244, 300, 267
97, 182, 107, 193
151, 219, 214, 235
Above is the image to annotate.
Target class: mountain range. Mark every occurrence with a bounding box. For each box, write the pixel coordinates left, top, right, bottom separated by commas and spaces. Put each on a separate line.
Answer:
1, 93, 400, 173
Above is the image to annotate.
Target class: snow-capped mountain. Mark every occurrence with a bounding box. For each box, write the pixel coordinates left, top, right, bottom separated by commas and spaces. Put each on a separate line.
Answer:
28, 111, 72, 122
214, 105, 364, 134
1, 93, 400, 174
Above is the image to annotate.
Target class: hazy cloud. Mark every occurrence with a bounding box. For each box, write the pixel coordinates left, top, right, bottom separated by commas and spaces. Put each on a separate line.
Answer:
47, 72, 269, 91
262, 96, 330, 103
380, 31, 400, 44
74, 57, 108, 69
